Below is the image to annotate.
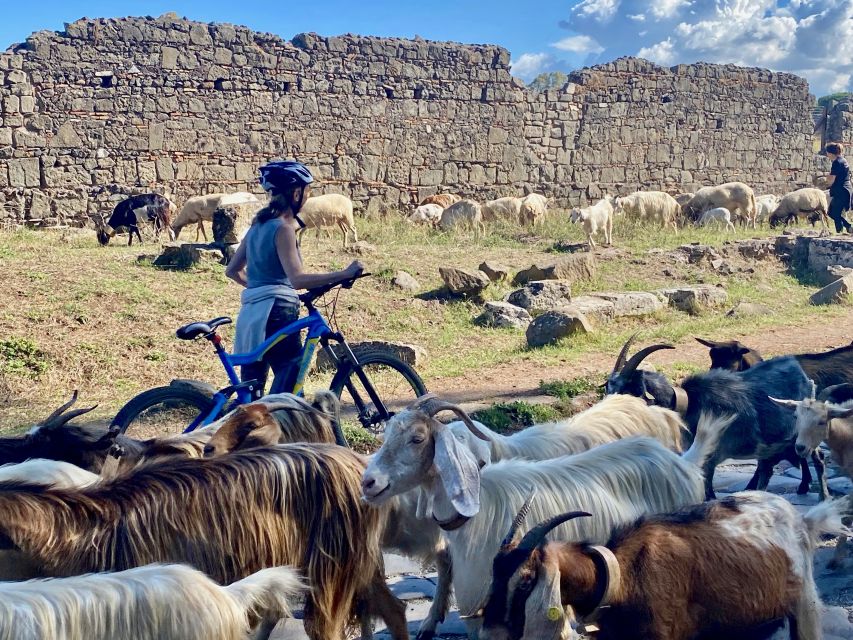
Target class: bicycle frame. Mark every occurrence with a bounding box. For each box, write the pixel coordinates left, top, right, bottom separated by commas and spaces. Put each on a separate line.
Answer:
183, 306, 333, 433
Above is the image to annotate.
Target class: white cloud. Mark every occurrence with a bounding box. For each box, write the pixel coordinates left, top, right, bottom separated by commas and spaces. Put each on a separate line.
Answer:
552, 35, 605, 55
560, 0, 853, 95
510, 52, 552, 80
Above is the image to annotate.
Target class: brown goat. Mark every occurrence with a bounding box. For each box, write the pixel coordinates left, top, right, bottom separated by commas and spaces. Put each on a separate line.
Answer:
480, 492, 839, 640
0, 444, 408, 640
419, 193, 460, 209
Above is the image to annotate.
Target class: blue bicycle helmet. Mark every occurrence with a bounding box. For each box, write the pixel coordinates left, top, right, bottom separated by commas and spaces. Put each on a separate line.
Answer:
258, 160, 314, 193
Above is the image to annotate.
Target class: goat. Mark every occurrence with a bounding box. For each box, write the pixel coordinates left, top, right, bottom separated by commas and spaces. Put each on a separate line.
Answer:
696, 206, 736, 231
361, 395, 705, 639
0, 444, 408, 640
569, 197, 613, 249
480, 492, 847, 640
771, 387, 853, 567
696, 337, 853, 392
606, 336, 816, 499
96, 194, 175, 246
172, 192, 260, 241
0, 563, 302, 640
0, 459, 99, 489
447, 393, 687, 466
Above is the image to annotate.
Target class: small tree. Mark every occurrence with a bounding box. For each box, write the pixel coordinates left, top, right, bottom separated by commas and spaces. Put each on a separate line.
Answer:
817, 92, 852, 109
527, 71, 568, 92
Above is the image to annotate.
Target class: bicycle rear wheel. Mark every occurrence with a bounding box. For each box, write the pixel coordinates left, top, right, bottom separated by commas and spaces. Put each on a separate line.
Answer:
329, 350, 426, 444
112, 384, 215, 440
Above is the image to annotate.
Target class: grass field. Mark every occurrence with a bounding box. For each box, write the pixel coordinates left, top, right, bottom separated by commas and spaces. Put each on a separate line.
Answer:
0, 214, 846, 432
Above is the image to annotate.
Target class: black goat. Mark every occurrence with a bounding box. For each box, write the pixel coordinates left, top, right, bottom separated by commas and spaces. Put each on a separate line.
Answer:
96, 193, 175, 246
606, 336, 819, 499
696, 337, 853, 392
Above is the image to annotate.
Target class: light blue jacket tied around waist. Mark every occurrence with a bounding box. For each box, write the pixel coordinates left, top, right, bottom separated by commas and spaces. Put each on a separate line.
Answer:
234, 284, 299, 355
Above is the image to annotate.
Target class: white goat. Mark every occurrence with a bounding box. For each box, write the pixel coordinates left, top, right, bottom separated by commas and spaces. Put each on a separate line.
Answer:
614, 191, 680, 232
570, 197, 614, 248
361, 396, 705, 639
448, 393, 686, 466
697, 206, 736, 232
519, 193, 548, 226
408, 203, 444, 227
755, 194, 781, 225
0, 563, 302, 640
439, 199, 486, 235
0, 459, 99, 489
481, 197, 523, 223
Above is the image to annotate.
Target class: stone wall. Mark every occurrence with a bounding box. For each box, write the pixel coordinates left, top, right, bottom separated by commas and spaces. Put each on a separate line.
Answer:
0, 14, 822, 225
826, 99, 853, 148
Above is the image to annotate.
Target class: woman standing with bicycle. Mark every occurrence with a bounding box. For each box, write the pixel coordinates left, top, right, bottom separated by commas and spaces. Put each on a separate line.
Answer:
225, 161, 363, 398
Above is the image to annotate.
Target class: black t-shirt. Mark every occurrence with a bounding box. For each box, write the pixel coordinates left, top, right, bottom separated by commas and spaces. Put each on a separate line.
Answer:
830, 157, 852, 196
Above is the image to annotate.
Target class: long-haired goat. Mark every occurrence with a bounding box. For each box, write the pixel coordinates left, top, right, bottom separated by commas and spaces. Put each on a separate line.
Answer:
606, 336, 816, 499
361, 395, 705, 639
771, 387, 853, 568
0, 444, 407, 640
0, 459, 99, 489
480, 492, 847, 640
0, 563, 302, 640
447, 394, 687, 466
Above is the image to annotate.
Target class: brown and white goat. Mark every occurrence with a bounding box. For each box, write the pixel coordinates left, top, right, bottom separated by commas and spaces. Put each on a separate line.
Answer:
0, 444, 408, 640
480, 492, 845, 640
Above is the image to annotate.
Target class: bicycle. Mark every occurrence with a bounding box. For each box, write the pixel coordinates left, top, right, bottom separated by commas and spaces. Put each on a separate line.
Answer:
111, 273, 427, 445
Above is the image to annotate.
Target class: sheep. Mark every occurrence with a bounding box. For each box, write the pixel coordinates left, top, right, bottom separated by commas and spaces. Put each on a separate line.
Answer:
480, 492, 847, 640
770, 389, 853, 567
605, 337, 815, 499
297, 193, 358, 247
697, 206, 736, 231
420, 193, 461, 209
768, 188, 830, 229
0, 459, 99, 489
440, 199, 486, 235
171, 192, 260, 241
519, 193, 548, 226
613, 191, 680, 232
683, 181, 756, 227
360, 395, 705, 638
0, 563, 303, 640
408, 203, 444, 227
756, 194, 782, 224
96, 194, 176, 246
481, 197, 523, 223
570, 197, 613, 248
447, 393, 687, 467
0, 444, 408, 640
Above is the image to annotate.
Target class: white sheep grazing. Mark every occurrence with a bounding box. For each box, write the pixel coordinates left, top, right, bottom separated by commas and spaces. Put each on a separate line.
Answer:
684, 182, 756, 228
613, 191, 680, 232
439, 199, 486, 235
408, 203, 444, 227
0, 459, 99, 489
755, 194, 781, 225
480, 196, 523, 223
769, 188, 830, 229
697, 206, 736, 232
297, 193, 358, 247
172, 192, 260, 241
519, 193, 548, 226
0, 563, 303, 640
570, 196, 614, 248
361, 396, 704, 639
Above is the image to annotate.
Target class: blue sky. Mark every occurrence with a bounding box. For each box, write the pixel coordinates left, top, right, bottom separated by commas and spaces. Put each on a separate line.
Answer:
2, 1, 851, 96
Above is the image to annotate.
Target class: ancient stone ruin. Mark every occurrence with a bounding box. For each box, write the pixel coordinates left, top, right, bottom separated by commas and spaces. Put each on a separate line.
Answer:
0, 14, 823, 225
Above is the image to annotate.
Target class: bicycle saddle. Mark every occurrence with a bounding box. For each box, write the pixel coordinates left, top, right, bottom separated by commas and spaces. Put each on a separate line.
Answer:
176, 316, 232, 340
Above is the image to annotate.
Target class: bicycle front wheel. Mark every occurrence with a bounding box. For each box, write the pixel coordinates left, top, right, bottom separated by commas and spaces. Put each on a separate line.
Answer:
329, 351, 426, 440
112, 384, 215, 440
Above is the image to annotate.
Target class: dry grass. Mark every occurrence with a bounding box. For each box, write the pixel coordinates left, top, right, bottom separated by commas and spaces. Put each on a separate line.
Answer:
0, 215, 845, 432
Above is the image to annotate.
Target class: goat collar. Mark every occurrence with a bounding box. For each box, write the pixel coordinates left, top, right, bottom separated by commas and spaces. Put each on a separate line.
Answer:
434, 511, 471, 531
578, 545, 622, 620
673, 386, 689, 416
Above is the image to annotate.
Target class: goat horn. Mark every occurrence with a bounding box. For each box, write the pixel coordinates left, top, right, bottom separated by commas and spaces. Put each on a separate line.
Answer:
411, 394, 491, 442
694, 337, 717, 348
517, 511, 593, 553
620, 344, 675, 377
46, 405, 98, 429
612, 333, 638, 374
809, 379, 817, 401
501, 490, 537, 549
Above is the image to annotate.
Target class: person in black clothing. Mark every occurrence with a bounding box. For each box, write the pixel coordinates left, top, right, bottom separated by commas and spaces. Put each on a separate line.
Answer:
825, 142, 853, 233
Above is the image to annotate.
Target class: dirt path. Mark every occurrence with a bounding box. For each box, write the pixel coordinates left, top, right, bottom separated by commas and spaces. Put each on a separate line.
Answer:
429, 306, 853, 405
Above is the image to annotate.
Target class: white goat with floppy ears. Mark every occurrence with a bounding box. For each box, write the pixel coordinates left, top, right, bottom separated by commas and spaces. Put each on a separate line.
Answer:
360, 395, 705, 639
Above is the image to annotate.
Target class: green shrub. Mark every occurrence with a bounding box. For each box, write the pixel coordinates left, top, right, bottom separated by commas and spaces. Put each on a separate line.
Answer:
473, 401, 561, 433
0, 337, 49, 378
539, 376, 602, 400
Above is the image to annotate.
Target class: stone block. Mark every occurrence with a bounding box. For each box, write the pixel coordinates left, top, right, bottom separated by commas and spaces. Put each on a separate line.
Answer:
160, 46, 179, 69
506, 280, 572, 314
8, 157, 40, 187
475, 301, 531, 330
513, 253, 596, 285
49, 122, 83, 148
478, 261, 509, 282
439, 266, 490, 297
148, 122, 165, 151
526, 310, 592, 348
391, 270, 420, 292
657, 285, 728, 314
809, 274, 853, 306
563, 296, 615, 324
726, 301, 773, 318
153, 242, 226, 270
589, 291, 663, 317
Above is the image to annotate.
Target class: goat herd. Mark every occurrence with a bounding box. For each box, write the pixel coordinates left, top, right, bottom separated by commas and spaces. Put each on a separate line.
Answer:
0, 330, 850, 639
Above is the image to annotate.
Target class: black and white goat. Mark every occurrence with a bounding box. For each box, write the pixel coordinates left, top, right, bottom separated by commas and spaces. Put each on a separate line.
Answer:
96, 193, 175, 246
605, 336, 818, 499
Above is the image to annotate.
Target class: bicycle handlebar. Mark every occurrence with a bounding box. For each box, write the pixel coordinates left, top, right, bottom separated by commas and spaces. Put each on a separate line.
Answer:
299, 272, 371, 305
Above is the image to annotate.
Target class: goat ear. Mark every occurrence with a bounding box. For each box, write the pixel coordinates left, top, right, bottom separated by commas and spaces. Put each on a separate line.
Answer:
523, 554, 568, 640
768, 397, 799, 411
827, 405, 853, 420
433, 425, 480, 517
